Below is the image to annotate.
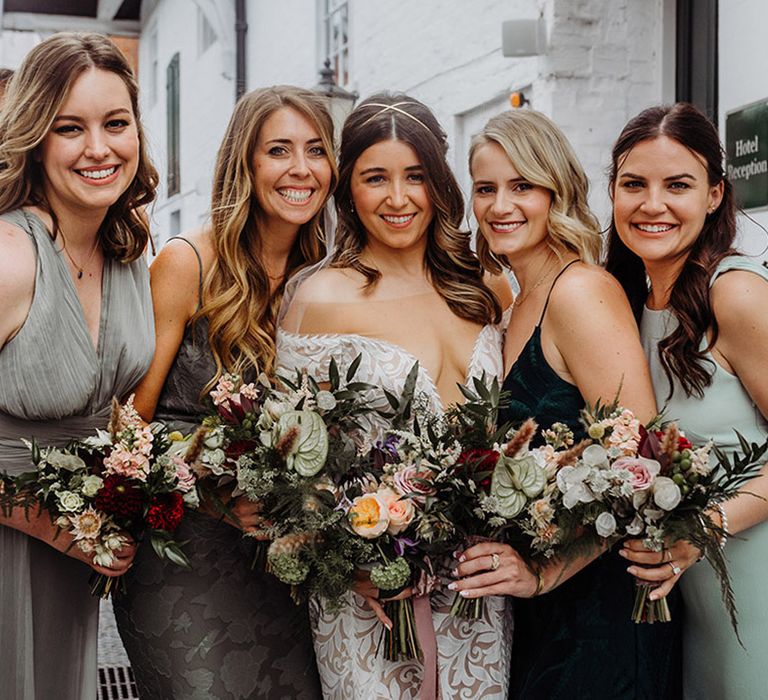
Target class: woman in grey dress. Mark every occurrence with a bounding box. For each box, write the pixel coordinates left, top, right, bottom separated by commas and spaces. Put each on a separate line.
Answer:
0, 34, 157, 699
112, 86, 336, 699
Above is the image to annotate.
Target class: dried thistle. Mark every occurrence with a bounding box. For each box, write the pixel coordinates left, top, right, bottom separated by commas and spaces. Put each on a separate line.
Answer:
184, 426, 210, 467
107, 396, 122, 440
504, 419, 538, 458
556, 439, 591, 466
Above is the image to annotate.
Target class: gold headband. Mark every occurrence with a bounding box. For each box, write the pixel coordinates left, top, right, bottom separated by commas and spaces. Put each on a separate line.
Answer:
359, 101, 432, 133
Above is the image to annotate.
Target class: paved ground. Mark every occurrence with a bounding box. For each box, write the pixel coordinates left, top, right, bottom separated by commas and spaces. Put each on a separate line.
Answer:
98, 600, 138, 700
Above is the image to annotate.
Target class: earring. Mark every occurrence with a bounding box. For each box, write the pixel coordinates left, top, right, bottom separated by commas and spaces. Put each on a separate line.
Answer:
350, 200, 355, 213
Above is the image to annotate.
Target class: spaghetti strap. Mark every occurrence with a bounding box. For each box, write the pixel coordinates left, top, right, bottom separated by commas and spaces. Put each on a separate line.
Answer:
169, 235, 203, 311
537, 259, 579, 326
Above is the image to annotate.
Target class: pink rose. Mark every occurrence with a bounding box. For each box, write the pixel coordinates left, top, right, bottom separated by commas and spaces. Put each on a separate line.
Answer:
392, 465, 436, 505
612, 456, 661, 490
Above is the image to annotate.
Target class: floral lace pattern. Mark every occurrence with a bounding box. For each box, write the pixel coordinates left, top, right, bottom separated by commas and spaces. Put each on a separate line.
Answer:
276, 309, 513, 700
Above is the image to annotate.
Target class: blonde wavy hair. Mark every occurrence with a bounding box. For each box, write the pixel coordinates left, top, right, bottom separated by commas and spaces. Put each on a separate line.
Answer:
198, 86, 337, 390
469, 109, 601, 272
333, 92, 500, 325
0, 33, 157, 261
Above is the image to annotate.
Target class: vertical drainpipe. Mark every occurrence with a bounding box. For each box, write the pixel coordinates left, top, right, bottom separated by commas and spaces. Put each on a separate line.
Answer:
235, 0, 247, 100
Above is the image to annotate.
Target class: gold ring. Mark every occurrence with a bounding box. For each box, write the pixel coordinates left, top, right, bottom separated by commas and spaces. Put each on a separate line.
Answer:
490, 553, 500, 571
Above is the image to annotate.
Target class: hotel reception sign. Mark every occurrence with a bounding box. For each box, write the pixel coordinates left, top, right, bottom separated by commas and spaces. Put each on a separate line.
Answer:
726, 99, 768, 211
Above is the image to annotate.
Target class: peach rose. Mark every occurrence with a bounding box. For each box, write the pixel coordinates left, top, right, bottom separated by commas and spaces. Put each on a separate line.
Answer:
348, 494, 389, 538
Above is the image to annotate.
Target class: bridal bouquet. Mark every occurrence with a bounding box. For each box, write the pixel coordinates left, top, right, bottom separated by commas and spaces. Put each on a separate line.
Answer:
12, 397, 197, 597
188, 357, 376, 578
554, 402, 767, 629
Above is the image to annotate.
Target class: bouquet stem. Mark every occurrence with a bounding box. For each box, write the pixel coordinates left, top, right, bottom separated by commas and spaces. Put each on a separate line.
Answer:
449, 592, 484, 620
89, 573, 127, 599
378, 598, 422, 661
632, 580, 671, 623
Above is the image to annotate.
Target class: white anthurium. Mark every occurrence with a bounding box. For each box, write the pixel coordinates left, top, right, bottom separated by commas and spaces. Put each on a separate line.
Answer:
277, 410, 329, 477
491, 454, 546, 518
595, 511, 617, 537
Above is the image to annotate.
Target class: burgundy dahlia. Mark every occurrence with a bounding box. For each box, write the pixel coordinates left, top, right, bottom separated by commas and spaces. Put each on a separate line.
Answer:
94, 474, 145, 518
146, 492, 184, 532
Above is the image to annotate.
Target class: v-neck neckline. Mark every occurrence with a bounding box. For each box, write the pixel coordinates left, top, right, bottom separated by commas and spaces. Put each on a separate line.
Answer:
23, 208, 109, 360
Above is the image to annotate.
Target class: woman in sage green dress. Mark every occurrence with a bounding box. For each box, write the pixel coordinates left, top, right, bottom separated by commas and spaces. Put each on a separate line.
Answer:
112, 86, 335, 699
0, 34, 157, 700
608, 103, 768, 700
451, 109, 682, 698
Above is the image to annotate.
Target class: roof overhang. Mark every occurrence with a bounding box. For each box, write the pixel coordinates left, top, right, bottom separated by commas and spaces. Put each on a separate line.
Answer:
1, 0, 142, 37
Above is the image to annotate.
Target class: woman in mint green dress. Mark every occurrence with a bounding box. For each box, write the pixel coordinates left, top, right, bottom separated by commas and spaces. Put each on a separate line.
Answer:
607, 102, 768, 699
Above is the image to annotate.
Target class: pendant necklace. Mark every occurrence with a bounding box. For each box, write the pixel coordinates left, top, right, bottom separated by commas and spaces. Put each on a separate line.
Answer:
60, 232, 100, 280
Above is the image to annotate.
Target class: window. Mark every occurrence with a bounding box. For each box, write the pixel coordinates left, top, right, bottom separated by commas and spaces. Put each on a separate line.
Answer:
166, 52, 180, 197
197, 7, 217, 56
676, 0, 718, 121
321, 0, 350, 86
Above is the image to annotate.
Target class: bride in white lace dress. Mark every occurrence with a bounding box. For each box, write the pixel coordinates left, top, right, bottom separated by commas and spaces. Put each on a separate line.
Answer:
278, 94, 514, 699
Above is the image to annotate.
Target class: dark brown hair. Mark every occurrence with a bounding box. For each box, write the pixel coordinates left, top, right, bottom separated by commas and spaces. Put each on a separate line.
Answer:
0, 33, 157, 261
333, 92, 500, 325
605, 102, 737, 399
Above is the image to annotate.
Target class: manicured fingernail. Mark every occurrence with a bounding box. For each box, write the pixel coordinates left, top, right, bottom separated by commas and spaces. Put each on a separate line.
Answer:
627, 567, 637, 575
459, 590, 471, 598
458, 555, 466, 563
649, 592, 659, 601
452, 550, 461, 559
386, 622, 392, 630
447, 582, 457, 591
619, 549, 628, 558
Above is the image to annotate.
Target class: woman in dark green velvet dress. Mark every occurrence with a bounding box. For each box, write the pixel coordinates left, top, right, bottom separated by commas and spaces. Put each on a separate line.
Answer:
450, 110, 682, 698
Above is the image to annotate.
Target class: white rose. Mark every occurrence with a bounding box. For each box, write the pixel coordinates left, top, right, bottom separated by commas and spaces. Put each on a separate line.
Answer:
652, 476, 682, 511
57, 491, 84, 512
595, 511, 617, 538
81, 475, 104, 498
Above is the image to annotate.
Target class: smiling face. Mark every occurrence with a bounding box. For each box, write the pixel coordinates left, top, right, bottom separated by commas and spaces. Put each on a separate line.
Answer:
252, 106, 332, 232
471, 141, 552, 263
39, 67, 139, 218
612, 135, 724, 267
350, 138, 434, 255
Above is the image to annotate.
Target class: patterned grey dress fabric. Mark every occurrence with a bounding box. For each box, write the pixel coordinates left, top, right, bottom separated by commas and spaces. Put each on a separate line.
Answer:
112, 237, 322, 699
0, 209, 154, 700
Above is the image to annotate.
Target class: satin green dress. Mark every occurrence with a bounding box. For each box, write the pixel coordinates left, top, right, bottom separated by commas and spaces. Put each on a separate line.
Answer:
0, 209, 154, 700
641, 255, 768, 700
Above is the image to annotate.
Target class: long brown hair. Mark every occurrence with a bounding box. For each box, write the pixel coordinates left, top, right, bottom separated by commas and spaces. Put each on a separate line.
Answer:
0, 32, 157, 261
333, 92, 500, 325
605, 102, 737, 399
199, 86, 338, 389
469, 109, 602, 273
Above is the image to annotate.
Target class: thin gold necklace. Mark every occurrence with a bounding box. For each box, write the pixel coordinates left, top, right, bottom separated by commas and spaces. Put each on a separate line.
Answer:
60, 232, 100, 280
513, 255, 560, 309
